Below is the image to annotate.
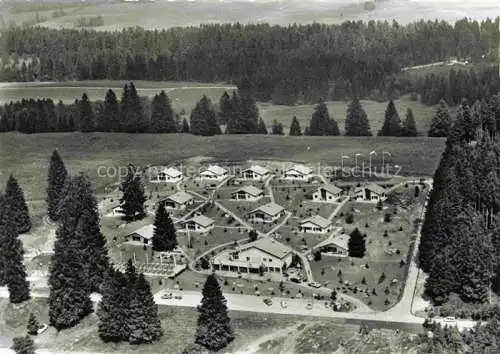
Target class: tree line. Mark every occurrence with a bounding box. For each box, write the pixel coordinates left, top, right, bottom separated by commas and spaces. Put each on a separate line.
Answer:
419, 95, 500, 305
1, 17, 498, 103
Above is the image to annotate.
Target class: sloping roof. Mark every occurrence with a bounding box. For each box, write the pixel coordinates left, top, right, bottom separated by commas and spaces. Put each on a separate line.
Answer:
356, 183, 386, 195
162, 167, 182, 178
314, 233, 349, 251
243, 165, 269, 176
166, 191, 193, 204
239, 238, 292, 259
301, 215, 332, 229
189, 215, 214, 228
130, 224, 154, 240
232, 185, 264, 197
318, 184, 342, 195
202, 165, 228, 176
285, 164, 312, 175
251, 203, 285, 217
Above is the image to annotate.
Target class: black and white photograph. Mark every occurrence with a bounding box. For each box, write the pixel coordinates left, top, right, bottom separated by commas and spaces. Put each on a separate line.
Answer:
0, 0, 499, 353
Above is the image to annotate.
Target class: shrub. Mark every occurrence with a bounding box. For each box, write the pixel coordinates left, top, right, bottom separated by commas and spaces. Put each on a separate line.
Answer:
365, 223, 369, 228
384, 287, 390, 295
399, 226, 403, 231
378, 272, 386, 284
27, 313, 39, 335
384, 299, 390, 306
361, 277, 366, 285
383, 230, 388, 237
384, 213, 391, 223
11, 336, 35, 354
345, 213, 354, 224
388, 241, 392, 246
400, 259, 405, 267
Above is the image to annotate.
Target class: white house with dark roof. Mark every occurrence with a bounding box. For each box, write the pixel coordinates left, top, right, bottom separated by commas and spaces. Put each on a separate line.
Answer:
312, 233, 349, 257
313, 184, 342, 202
241, 165, 270, 181
249, 203, 286, 223
353, 183, 387, 203
184, 215, 215, 233
127, 224, 154, 245
211, 238, 293, 274
231, 186, 264, 201
150, 166, 183, 183
299, 215, 333, 234
283, 164, 312, 181
200, 165, 229, 181
163, 191, 194, 210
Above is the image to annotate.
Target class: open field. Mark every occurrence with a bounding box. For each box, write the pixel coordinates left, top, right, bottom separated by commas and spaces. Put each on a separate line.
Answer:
2, 0, 497, 30
0, 133, 445, 202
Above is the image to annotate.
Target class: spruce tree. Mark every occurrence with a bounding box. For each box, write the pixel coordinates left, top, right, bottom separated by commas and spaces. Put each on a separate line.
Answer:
402, 107, 418, 137
46, 150, 68, 221
348, 228, 366, 258
152, 203, 177, 252
4, 175, 31, 234
190, 95, 220, 136
428, 99, 451, 137
271, 120, 284, 135
121, 82, 146, 133
27, 313, 40, 335
289, 116, 302, 136
309, 99, 339, 136
0, 194, 6, 285
2, 216, 30, 303
102, 89, 120, 132
226, 91, 242, 134
78, 93, 95, 132
127, 273, 163, 344
195, 274, 234, 351
218, 91, 232, 124
378, 100, 402, 136
119, 165, 146, 221
345, 97, 372, 136
11, 335, 35, 354
181, 118, 190, 133
151, 90, 175, 133
256, 117, 268, 134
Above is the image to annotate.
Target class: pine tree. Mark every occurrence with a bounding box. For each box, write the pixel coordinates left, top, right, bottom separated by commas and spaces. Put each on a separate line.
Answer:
256, 117, 268, 134
152, 203, 177, 252
195, 274, 234, 351
119, 165, 146, 221
181, 118, 190, 133
46, 150, 68, 221
127, 273, 163, 344
218, 91, 232, 124
402, 107, 418, 137
289, 116, 302, 136
345, 97, 372, 136
271, 120, 284, 135
98, 268, 131, 342
309, 99, 339, 136
378, 100, 402, 136
428, 99, 452, 137
4, 175, 31, 234
151, 90, 175, 133
2, 215, 30, 303
27, 313, 40, 335
102, 89, 120, 132
78, 93, 94, 132
190, 95, 220, 136
348, 228, 366, 258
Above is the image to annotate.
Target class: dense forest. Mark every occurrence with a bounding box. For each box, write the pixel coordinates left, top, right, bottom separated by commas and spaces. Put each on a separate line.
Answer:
1, 17, 498, 103
419, 95, 500, 306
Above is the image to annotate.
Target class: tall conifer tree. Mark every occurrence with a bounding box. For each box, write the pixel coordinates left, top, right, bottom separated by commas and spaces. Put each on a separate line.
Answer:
152, 203, 177, 252
289, 116, 302, 136
345, 97, 372, 136
46, 150, 68, 221
378, 100, 402, 136
428, 99, 452, 137
402, 107, 418, 137
4, 175, 31, 234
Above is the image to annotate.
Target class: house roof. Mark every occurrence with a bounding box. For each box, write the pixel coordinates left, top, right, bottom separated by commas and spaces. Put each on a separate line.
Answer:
166, 191, 193, 205
188, 215, 214, 228
232, 185, 264, 197
301, 215, 332, 229
162, 167, 182, 178
318, 184, 342, 195
202, 165, 228, 176
238, 238, 292, 259
250, 203, 285, 217
314, 233, 349, 251
356, 183, 386, 195
243, 165, 269, 176
129, 224, 154, 240
285, 164, 312, 175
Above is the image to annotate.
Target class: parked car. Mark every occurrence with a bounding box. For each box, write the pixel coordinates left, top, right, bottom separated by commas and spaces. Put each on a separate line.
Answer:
306, 303, 313, 310
263, 298, 273, 306
290, 277, 301, 283
280, 301, 288, 309
37, 324, 49, 335
174, 295, 183, 300
308, 281, 322, 288
161, 293, 173, 299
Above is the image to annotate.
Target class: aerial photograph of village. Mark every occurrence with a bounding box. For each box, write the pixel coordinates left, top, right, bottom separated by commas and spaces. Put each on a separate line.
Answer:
0, 0, 499, 353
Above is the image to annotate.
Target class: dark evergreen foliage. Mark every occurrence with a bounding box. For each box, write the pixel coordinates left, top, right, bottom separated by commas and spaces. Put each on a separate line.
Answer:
27, 313, 40, 335
11, 335, 35, 354
101, 89, 120, 132
308, 99, 339, 136
345, 97, 372, 136
181, 118, 190, 133
348, 228, 366, 258
428, 99, 452, 137
46, 150, 68, 221
195, 274, 234, 350
151, 90, 176, 133
378, 100, 402, 136
289, 116, 302, 136
152, 203, 177, 252
271, 120, 283, 135
78, 93, 94, 132
4, 175, 31, 234
256, 117, 268, 134
119, 165, 146, 221
190, 95, 221, 136
402, 107, 418, 137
